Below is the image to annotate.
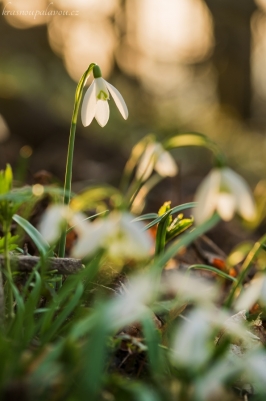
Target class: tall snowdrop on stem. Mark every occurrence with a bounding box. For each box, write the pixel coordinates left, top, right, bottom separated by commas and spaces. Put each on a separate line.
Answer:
58, 64, 128, 258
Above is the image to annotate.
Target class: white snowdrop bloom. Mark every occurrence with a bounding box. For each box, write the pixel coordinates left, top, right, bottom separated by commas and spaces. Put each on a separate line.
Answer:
38, 205, 87, 245
81, 65, 128, 127
171, 308, 218, 369
38, 205, 71, 244
136, 142, 178, 181
244, 351, 266, 391
236, 274, 266, 311
162, 271, 218, 304
108, 274, 156, 330
71, 211, 153, 261
194, 167, 256, 225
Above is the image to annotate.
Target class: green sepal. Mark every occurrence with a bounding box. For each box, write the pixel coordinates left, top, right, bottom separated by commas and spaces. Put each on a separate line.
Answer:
93, 65, 102, 79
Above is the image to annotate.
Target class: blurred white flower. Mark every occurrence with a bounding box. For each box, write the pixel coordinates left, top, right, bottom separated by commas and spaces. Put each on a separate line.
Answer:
38, 205, 87, 244
162, 270, 218, 304
71, 211, 153, 260
236, 274, 266, 311
244, 350, 266, 392
136, 142, 178, 181
194, 167, 256, 224
195, 359, 241, 400
216, 310, 260, 348
81, 65, 128, 127
108, 274, 156, 330
171, 308, 223, 369
171, 307, 259, 372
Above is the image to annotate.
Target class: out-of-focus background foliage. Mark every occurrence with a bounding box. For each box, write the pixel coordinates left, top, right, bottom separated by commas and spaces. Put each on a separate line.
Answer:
0, 0, 265, 198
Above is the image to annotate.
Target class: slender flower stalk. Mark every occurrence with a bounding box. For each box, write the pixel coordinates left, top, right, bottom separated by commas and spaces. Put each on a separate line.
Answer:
58, 62, 96, 258
0, 165, 15, 320
3, 222, 14, 320
163, 132, 227, 168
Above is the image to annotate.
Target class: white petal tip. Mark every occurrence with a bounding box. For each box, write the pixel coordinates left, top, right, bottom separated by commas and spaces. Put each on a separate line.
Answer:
95, 100, 110, 127
123, 109, 129, 120
105, 81, 128, 120
81, 119, 90, 127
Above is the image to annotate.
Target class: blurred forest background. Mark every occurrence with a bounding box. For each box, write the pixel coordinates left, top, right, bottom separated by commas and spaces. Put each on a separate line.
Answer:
0, 0, 266, 208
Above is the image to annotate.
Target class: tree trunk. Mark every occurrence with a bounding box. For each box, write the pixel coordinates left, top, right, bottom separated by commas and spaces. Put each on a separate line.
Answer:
204, 0, 257, 119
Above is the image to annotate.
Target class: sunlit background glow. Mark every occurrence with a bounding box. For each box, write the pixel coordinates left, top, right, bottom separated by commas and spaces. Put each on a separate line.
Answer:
48, 18, 116, 81
1, 0, 266, 182
251, 7, 266, 122
1, 0, 48, 28
133, 0, 213, 63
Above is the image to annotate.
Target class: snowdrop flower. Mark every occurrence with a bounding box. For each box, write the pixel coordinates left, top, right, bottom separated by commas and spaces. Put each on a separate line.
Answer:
38, 205, 87, 245
108, 274, 156, 330
71, 211, 153, 261
162, 271, 218, 304
136, 142, 178, 181
194, 167, 256, 225
236, 274, 266, 311
81, 65, 128, 127
171, 308, 215, 369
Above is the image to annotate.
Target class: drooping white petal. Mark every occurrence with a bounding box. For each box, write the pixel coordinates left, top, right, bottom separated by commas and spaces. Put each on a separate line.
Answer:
38, 205, 70, 244
103, 212, 152, 260
81, 81, 97, 127
136, 143, 157, 181
71, 219, 111, 259
155, 150, 178, 177
163, 271, 218, 304
108, 274, 155, 329
105, 81, 128, 120
117, 213, 153, 259
221, 168, 256, 221
95, 100, 110, 127
235, 274, 264, 311
171, 308, 213, 369
194, 169, 221, 225
69, 212, 91, 236
216, 193, 236, 221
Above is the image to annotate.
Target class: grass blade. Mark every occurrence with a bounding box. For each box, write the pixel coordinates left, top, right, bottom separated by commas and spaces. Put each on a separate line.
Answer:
12, 214, 51, 257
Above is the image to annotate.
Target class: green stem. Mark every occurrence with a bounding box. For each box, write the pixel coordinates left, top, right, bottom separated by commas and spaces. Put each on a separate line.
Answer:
188, 264, 237, 282
58, 63, 96, 258
163, 132, 227, 167
126, 178, 144, 209
155, 210, 172, 256
224, 234, 266, 308
4, 224, 14, 320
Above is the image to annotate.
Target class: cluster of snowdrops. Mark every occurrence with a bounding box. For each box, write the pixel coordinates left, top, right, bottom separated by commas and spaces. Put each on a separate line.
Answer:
0, 63, 266, 400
